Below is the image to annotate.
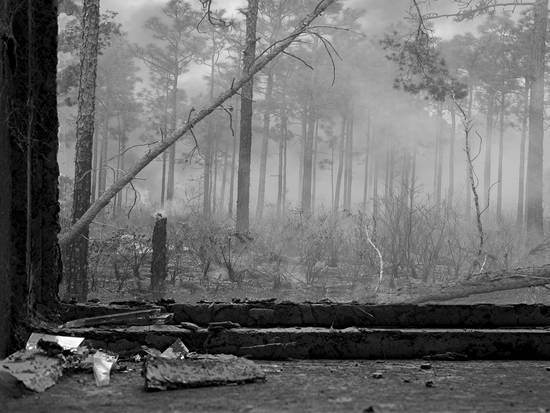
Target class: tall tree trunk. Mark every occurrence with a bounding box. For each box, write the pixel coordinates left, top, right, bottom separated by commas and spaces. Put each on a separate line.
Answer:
212, 135, 219, 215
114, 114, 125, 217
256, 71, 273, 219
160, 76, 170, 208
517, 80, 530, 227
1, 0, 60, 355
343, 111, 354, 210
98, 117, 108, 196
301, 97, 315, 215
410, 146, 417, 210
333, 115, 346, 214
496, 92, 506, 222
160, 135, 167, 208
228, 95, 239, 218
448, 103, 456, 207
384, 144, 390, 200
282, 123, 288, 213
311, 119, 319, 215
220, 142, 229, 213
465, 83, 474, 217
298, 107, 306, 206
362, 112, 371, 211
277, 99, 286, 218
167, 70, 178, 203
373, 138, 379, 220
0, 20, 10, 354
66, 0, 100, 302
91, 131, 98, 203
236, 0, 259, 234
434, 103, 443, 205
526, 0, 548, 239
203, 34, 217, 217
483, 91, 495, 210
388, 147, 395, 199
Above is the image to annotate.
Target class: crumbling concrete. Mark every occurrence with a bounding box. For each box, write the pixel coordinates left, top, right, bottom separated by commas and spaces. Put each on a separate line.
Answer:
46, 325, 550, 359
169, 303, 550, 328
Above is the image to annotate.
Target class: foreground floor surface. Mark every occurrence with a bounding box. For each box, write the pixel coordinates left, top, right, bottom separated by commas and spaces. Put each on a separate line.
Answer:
5, 360, 550, 412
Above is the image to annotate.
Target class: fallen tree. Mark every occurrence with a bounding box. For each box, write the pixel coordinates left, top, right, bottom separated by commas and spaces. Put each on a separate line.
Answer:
59, 0, 336, 248
396, 264, 550, 304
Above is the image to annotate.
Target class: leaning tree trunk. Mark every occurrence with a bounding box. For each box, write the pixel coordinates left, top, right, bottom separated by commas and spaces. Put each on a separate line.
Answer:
150, 214, 167, 298
66, 0, 100, 302
236, 0, 259, 234
525, 0, 548, 240
59, 0, 338, 247
0, 0, 60, 356
403, 265, 550, 304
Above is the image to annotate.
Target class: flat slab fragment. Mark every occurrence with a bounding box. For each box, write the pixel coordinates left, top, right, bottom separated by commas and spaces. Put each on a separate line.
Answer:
1, 350, 63, 393
144, 354, 265, 390
5, 360, 550, 412
169, 303, 550, 328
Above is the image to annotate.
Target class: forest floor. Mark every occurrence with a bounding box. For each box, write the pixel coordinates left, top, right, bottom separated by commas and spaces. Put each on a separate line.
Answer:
5, 359, 550, 412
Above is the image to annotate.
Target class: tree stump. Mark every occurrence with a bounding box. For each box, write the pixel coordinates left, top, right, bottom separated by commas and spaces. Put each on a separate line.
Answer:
150, 213, 167, 298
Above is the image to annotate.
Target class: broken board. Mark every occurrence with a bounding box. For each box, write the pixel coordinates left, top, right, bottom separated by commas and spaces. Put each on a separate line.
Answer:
144, 354, 266, 391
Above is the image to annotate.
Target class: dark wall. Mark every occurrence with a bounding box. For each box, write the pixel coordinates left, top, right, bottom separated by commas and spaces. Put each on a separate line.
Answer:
0, 0, 60, 357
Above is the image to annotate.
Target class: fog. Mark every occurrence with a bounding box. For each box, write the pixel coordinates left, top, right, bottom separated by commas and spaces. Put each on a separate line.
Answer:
57, 0, 550, 304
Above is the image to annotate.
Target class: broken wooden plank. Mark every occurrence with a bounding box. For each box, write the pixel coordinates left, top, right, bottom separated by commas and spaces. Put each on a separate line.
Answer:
144, 354, 266, 391
62, 308, 164, 328
1, 350, 64, 392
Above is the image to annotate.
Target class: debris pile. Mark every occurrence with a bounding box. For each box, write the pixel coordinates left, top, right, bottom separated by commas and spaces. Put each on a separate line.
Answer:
1, 309, 266, 397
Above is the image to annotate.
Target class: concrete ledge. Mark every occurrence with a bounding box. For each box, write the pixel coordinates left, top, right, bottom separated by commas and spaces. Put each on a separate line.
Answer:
49, 325, 550, 360
169, 303, 550, 328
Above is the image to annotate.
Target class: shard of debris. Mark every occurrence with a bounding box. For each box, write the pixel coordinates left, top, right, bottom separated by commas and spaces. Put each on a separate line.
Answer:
1, 350, 63, 393
144, 354, 266, 391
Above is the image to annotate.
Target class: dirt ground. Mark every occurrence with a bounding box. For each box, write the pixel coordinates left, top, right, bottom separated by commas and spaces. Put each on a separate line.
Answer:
5, 359, 550, 413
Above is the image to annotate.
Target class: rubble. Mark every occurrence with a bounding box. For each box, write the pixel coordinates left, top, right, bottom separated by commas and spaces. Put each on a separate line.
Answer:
26, 333, 84, 351
92, 351, 118, 387
144, 354, 266, 391
1, 350, 64, 392
160, 339, 189, 360
62, 308, 171, 328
